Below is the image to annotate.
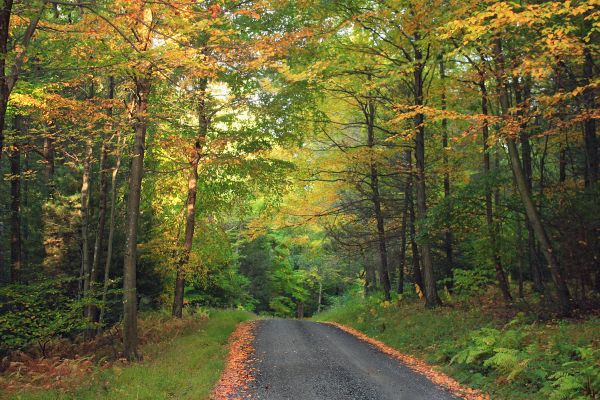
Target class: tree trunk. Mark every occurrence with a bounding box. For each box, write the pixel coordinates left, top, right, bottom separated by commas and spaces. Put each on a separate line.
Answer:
559, 143, 566, 183
365, 97, 391, 301
413, 44, 440, 307
494, 39, 571, 316
583, 46, 598, 188
123, 77, 150, 361
363, 248, 376, 295
440, 57, 453, 288
172, 163, 199, 317
9, 117, 21, 282
89, 78, 115, 324
317, 280, 323, 313
98, 131, 123, 331
0, 1, 12, 272
80, 138, 93, 302
42, 136, 55, 195
480, 80, 512, 303
372, 170, 391, 301
172, 78, 208, 317
516, 213, 525, 299
397, 153, 410, 294
0, 0, 13, 163
514, 77, 545, 293
296, 301, 304, 319
507, 139, 571, 315
406, 151, 423, 291
0, 0, 46, 162
89, 142, 109, 323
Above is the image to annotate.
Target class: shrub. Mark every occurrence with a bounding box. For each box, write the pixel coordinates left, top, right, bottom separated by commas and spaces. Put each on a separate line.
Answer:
452, 268, 495, 297
0, 278, 87, 356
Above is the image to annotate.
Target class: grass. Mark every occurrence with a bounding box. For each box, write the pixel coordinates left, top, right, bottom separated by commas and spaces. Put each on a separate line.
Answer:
314, 290, 600, 400
7, 309, 253, 400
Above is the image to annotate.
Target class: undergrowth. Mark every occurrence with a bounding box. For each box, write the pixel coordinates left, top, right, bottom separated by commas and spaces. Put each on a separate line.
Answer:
315, 290, 600, 400
3, 309, 253, 400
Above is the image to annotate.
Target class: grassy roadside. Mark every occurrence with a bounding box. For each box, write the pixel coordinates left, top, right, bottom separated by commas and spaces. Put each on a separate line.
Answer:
6, 309, 253, 400
314, 292, 600, 400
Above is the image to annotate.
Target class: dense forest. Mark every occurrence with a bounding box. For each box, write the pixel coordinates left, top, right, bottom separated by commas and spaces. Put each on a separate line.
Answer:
0, 0, 598, 397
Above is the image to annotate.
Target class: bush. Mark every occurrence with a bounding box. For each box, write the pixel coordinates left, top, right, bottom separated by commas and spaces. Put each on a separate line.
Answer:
0, 278, 87, 356
452, 268, 495, 297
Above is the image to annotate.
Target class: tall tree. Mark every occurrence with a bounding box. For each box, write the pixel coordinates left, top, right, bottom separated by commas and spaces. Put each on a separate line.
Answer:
172, 78, 209, 317
493, 39, 571, 316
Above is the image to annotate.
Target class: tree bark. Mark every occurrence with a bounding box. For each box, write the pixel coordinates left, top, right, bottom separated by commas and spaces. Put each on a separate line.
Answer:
479, 80, 512, 303
172, 78, 208, 317
494, 39, 571, 316
123, 76, 150, 361
413, 41, 440, 307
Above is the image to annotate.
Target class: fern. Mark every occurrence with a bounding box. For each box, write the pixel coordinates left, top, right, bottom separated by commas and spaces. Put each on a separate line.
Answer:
450, 328, 499, 366
483, 348, 530, 382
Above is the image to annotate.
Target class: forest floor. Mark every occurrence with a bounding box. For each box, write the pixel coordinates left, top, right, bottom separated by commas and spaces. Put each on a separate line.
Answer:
313, 290, 600, 400
2, 309, 253, 400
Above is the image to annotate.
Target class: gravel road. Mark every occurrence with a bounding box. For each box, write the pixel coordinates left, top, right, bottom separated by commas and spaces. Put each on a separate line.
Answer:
243, 319, 461, 400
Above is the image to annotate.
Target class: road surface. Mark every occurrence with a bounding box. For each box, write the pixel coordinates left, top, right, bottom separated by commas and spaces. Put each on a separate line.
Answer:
241, 319, 461, 400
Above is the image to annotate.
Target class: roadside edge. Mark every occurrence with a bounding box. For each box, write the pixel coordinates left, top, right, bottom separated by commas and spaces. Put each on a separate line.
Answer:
211, 320, 257, 400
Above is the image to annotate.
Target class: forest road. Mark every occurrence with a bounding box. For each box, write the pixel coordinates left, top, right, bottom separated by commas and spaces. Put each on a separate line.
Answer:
243, 319, 461, 400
